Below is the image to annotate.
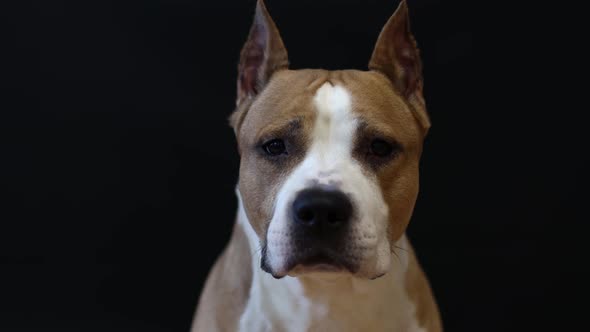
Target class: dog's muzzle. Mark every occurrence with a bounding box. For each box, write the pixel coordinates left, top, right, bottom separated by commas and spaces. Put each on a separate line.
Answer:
263, 187, 359, 277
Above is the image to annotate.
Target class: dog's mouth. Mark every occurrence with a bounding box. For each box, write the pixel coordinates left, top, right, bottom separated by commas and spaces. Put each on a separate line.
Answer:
264, 248, 358, 279
292, 253, 347, 272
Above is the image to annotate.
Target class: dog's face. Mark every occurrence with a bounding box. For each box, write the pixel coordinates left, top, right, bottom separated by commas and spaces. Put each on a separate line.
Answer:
232, 0, 430, 280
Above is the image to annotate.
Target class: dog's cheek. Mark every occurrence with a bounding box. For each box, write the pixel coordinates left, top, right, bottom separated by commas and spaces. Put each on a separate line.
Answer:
380, 162, 421, 245
238, 155, 278, 238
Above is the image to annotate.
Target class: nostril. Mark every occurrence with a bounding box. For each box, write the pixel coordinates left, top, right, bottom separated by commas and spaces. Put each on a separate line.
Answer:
296, 207, 314, 223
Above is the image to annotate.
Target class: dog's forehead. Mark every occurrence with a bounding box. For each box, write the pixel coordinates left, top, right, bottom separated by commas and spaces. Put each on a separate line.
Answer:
241, 69, 421, 144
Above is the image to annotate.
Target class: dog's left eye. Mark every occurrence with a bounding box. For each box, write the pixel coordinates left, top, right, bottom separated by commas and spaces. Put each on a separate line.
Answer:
370, 139, 395, 157
262, 139, 287, 156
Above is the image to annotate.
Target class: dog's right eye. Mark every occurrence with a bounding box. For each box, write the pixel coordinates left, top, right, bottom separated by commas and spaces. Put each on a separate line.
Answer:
262, 139, 287, 156
370, 139, 395, 157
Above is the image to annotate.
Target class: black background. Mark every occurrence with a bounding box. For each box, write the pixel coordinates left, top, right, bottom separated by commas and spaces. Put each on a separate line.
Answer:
1, 0, 586, 331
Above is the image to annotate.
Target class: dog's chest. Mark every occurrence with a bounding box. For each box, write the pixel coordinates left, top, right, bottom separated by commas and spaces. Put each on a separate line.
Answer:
237, 269, 426, 332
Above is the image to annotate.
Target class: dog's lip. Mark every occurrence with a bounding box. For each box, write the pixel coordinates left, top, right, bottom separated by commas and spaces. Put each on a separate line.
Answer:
296, 262, 344, 272
287, 253, 351, 274
299, 253, 342, 267
264, 249, 358, 279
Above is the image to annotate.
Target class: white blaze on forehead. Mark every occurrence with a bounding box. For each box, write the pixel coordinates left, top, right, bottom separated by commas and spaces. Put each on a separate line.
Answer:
312, 83, 356, 160
265, 82, 391, 278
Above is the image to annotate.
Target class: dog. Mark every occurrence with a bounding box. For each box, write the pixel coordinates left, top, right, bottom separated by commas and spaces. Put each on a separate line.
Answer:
191, 1, 442, 331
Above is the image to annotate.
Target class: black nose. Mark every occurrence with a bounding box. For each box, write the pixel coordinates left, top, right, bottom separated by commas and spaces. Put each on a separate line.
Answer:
292, 188, 353, 229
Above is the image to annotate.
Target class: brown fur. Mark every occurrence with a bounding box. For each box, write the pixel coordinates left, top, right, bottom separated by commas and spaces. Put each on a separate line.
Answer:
192, 222, 252, 332
406, 246, 444, 331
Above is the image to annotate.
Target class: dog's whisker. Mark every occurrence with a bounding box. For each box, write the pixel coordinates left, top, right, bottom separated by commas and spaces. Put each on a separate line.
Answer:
393, 245, 408, 252
254, 246, 262, 255
392, 248, 402, 264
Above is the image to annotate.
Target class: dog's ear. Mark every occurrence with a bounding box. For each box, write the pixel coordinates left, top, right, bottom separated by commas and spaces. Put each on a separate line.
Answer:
236, 0, 289, 106
369, 0, 430, 133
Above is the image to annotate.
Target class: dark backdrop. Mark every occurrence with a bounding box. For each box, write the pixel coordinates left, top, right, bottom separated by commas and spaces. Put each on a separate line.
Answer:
1, 0, 585, 331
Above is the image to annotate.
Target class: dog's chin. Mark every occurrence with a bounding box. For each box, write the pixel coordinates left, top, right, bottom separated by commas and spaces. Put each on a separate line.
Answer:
267, 264, 350, 280
289, 258, 348, 275
263, 263, 390, 280
262, 252, 358, 280
286, 263, 348, 280
261, 239, 393, 280
262, 253, 391, 281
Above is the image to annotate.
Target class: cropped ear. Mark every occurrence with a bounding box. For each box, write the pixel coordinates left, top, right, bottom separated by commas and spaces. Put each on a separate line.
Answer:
369, 1, 430, 132
236, 0, 289, 106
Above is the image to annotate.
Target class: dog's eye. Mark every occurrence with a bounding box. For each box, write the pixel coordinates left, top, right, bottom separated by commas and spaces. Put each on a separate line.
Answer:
263, 139, 287, 156
370, 139, 395, 157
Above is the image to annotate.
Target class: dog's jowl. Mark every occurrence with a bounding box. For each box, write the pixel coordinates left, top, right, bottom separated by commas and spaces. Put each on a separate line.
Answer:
192, 1, 442, 331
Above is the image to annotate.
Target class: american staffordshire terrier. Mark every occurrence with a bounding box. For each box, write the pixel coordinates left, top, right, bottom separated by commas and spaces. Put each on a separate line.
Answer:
192, 1, 442, 330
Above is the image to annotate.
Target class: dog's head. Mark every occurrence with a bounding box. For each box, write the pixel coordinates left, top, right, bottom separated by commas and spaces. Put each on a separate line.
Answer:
231, 0, 430, 280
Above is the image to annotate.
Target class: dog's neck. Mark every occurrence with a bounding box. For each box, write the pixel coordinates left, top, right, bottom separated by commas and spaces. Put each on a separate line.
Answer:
236, 191, 424, 332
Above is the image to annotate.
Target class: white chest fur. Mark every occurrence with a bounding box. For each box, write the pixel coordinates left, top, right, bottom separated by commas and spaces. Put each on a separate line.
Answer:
236, 196, 425, 332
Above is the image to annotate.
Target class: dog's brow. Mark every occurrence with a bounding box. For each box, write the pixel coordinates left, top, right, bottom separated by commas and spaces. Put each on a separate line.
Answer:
255, 118, 303, 143
356, 118, 401, 144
